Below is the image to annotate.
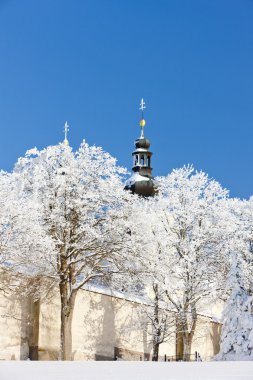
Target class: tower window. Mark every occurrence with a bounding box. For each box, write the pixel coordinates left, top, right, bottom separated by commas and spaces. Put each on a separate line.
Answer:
140, 155, 145, 165
147, 156, 151, 167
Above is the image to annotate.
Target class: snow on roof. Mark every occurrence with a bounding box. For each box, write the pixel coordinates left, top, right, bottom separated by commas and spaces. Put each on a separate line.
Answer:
83, 283, 153, 306
125, 172, 150, 187
82, 283, 222, 322
133, 148, 149, 153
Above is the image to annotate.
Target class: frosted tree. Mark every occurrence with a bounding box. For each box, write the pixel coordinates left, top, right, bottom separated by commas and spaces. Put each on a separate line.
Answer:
121, 196, 178, 361
142, 282, 175, 361
127, 166, 230, 361
0, 170, 56, 360
0, 170, 53, 290
0, 171, 11, 267
0, 171, 17, 295
217, 198, 253, 360
154, 167, 230, 360
14, 141, 130, 360
217, 257, 253, 360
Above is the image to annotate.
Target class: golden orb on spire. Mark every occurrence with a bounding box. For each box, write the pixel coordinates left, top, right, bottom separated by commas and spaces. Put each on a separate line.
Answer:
139, 119, 146, 127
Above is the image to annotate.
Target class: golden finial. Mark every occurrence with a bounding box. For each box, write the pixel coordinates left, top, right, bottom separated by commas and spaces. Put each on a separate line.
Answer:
63, 121, 69, 146
139, 98, 146, 138
139, 119, 146, 127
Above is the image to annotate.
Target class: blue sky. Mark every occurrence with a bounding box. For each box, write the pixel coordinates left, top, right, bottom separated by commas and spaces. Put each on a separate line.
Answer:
0, 0, 253, 198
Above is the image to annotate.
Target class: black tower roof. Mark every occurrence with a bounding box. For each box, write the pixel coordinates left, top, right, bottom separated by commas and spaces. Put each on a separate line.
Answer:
124, 99, 156, 197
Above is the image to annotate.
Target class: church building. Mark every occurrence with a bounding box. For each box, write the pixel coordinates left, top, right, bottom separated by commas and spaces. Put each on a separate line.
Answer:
0, 101, 222, 361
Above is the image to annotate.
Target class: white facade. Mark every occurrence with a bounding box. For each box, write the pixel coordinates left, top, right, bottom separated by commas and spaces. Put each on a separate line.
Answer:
0, 283, 222, 361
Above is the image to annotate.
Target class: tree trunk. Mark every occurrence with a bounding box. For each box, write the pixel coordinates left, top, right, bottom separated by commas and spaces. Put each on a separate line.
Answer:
28, 299, 40, 360
152, 283, 161, 361
59, 283, 76, 360
152, 342, 160, 361
176, 320, 184, 361
182, 305, 197, 361
182, 332, 192, 361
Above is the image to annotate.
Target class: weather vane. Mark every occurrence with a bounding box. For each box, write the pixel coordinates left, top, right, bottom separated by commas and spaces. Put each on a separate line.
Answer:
63, 121, 69, 146
139, 98, 146, 138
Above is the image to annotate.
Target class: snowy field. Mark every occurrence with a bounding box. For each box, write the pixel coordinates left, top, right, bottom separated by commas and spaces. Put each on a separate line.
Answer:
0, 362, 253, 380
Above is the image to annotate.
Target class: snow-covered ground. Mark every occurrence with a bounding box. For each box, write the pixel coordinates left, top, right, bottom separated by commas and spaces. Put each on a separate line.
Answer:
0, 362, 253, 380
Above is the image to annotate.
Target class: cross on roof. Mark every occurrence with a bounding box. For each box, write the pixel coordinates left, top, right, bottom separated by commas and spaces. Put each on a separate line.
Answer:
139, 98, 146, 113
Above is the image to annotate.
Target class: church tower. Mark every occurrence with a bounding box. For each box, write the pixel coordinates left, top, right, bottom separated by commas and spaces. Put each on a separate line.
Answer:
125, 99, 156, 197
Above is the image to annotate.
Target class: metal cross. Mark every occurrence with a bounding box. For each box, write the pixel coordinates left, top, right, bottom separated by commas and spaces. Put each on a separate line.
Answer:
139, 98, 146, 117
64, 121, 69, 141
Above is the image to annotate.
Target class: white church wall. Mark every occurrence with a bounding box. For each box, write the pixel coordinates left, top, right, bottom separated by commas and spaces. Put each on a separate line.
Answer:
0, 293, 23, 360
0, 283, 221, 361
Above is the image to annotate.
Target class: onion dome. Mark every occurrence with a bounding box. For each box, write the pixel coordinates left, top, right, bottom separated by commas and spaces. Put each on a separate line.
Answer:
135, 138, 150, 150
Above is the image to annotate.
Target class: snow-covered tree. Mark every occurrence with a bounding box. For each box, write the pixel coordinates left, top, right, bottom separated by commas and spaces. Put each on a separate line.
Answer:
217, 198, 253, 360
143, 282, 175, 361
13, 141, 129, 360
109, 194, 175, 361
0, 170, 53, 292
0, 171, 11, 267
0, 169, 54, 361
217, 257, 253, 360
154, 166, 230, 360
127, 167, 230, 361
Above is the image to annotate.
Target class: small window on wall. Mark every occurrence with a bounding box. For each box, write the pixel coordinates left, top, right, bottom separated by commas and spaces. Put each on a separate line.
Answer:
147, 156, 151, 167
141, 155, 145, 165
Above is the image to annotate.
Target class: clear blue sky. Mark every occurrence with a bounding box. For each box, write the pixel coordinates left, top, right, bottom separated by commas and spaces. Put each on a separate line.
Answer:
0, 0, 253, 198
